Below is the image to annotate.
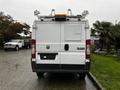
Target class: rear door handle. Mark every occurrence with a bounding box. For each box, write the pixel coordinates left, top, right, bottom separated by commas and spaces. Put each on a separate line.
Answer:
64, 44, 69, 51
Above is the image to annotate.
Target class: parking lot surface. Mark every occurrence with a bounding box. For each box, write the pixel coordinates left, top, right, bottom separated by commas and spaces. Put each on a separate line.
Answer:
0, 49, 97, 90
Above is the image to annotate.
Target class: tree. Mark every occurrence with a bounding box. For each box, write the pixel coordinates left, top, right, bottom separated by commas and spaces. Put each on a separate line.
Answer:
0, 12, 14, 46
113, 24, 120, 50
91, 21, 115, 53
0, 11, 30, 47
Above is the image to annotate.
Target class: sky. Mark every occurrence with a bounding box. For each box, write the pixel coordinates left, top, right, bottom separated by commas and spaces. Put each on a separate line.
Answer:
0, 0, 120, 28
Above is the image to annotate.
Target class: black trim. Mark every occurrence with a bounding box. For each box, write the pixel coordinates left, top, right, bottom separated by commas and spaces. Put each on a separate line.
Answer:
36, 64, 60, 70
61, 64, 85, 70
31, 61, 37, 72
86, 62, 91, 70
38, 53, 58, 60
55, 15, 66, 21
36, 69, 88, 73
31, 60, 90, 73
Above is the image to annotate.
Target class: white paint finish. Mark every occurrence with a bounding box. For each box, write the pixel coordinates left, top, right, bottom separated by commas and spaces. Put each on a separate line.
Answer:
33, 20, 90, 65
36, 43, 60, 53
64, 24, 82, 41
36, 22, 61, 43
36, 22, 61, 52
61, 22, 86, 43
60, 52, 85, 64
85, 21, 91, 39
32, 22, 36, 39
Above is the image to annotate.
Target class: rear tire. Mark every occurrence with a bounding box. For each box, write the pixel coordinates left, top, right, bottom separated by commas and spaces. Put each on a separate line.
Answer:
79, 72, 87, 79
36, 72, 44, 79
4, 48, 8, 51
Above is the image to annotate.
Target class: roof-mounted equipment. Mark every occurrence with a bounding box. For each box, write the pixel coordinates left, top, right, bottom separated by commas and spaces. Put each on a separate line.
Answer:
34, 9, 89, 21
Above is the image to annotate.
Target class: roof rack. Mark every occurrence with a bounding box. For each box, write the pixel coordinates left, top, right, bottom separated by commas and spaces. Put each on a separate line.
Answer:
34, 9, 89, 21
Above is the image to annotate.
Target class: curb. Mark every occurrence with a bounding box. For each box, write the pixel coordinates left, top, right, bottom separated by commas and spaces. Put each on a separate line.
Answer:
87, 72, 105, 90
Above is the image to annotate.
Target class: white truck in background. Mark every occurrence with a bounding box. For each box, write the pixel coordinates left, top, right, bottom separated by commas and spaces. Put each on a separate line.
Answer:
31, 9, 91, 79
4, 39, 31, 51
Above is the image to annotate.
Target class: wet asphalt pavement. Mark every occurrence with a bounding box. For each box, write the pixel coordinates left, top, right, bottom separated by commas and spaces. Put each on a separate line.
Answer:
0, 49, 97, 90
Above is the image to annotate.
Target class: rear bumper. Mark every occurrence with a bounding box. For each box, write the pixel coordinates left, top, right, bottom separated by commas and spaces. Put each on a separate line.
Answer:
31, 61, 90, 73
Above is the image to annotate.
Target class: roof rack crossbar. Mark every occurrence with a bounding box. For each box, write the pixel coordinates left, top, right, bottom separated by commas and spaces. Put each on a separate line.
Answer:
38, 15, 82, 19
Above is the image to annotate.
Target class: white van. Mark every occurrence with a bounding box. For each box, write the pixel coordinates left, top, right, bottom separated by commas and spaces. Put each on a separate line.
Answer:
31, 10, 91, 79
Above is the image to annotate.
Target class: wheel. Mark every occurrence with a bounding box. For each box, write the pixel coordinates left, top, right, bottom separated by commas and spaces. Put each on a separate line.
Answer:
4, 48, 8, 51
79, 72, 87, 79
15, 46, 19, 51
36, 72, 44, 79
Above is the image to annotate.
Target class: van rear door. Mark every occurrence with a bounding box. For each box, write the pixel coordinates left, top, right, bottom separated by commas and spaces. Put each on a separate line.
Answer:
60, 22, 86, 65
35, 22, 61, 64
35, 21, 86, 65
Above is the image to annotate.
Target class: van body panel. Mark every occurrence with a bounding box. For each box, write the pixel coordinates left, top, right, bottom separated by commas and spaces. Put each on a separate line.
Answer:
35, 21, 86, 65
60, 52, 85, 64
60, 22, 86, 65
31, 18, 90, 73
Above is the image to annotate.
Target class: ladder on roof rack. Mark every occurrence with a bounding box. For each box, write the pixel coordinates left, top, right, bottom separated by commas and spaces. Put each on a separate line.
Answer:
34, 9, 89, 20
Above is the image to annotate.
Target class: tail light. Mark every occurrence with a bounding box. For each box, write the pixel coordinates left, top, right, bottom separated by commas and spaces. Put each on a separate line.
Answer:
32, 39, 36, 59
86, 39, 91, 59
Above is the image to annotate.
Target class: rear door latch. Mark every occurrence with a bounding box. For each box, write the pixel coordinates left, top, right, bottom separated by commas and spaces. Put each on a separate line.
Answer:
64, 44, 69, 51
